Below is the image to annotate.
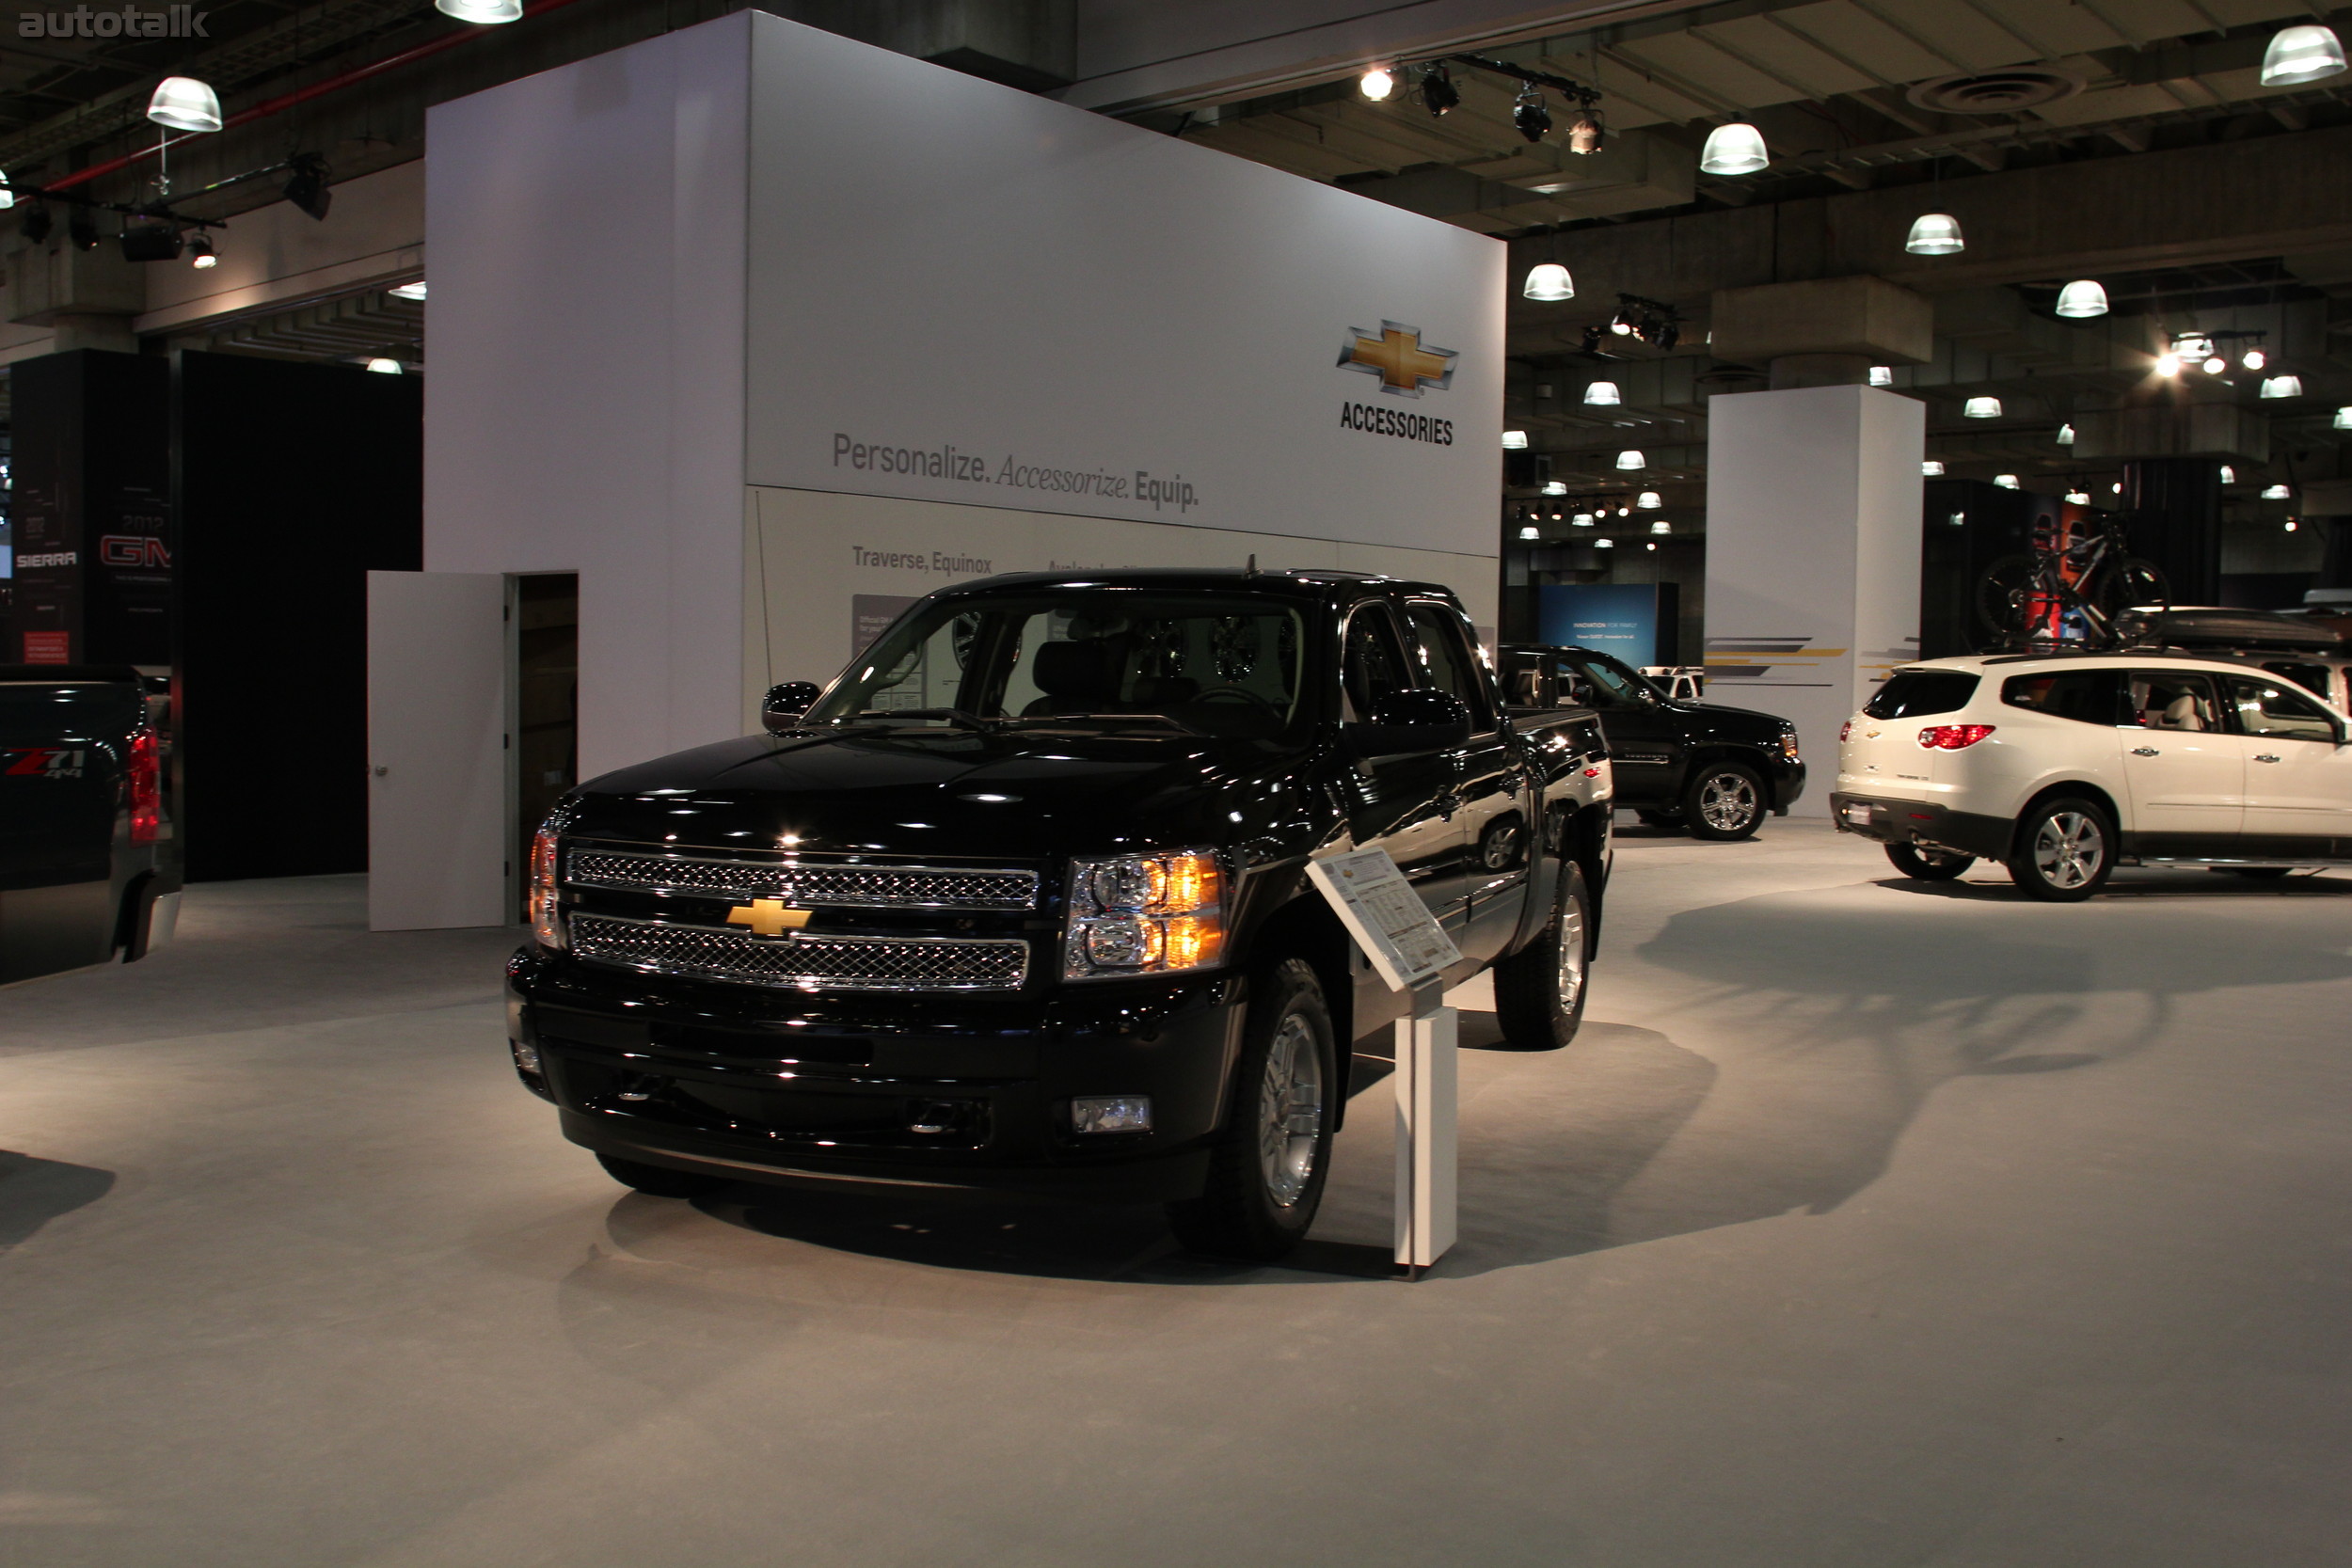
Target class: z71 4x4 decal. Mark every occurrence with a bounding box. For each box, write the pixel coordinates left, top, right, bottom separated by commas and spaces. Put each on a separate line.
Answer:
2, 748, 88, 779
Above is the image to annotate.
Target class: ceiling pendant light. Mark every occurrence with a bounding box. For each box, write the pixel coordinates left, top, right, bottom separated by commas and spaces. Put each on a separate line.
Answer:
2261, 374, 2303, 399
1868, 366, 1893, 387
1502, 430, 1529, 450
1541, 481, 1567, 497
2057, 423, 2074, 445
1358, 66, 1396, 101
1963, 396, 2001, 419
0, 171, 13, 213
2259, 24, 2347, 87
1635, 491, 1661, 509
1994, 473, 2020, 489
1615, 450, 1645, 470
2066, 488, 2090, 505
1518, 526, 1539, 540
1649, 519, 1671, 534
365, 357, 405, 374
1522, 261, 1574, 302
1583, 381, 1620, 406
2054, 279, 2107, 318
2262, 483, 2292, 499
389, 281, 427, 301
1513, 86, 1552, 143
2219, 466, 2236, 483
1572, 513, 1594, 527
148, 76, 223, 133
1698, 122, 1769, 176
1921, 460, 1946, 476
1594, 537, 1615, 549
1420, 65, 1459, 117
2333, 407, 2352, 430
437, 0, 525, 22
1904, 213, 1964, 256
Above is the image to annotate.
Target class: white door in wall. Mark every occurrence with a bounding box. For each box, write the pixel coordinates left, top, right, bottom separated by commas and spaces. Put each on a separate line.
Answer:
367, 570, 510, 930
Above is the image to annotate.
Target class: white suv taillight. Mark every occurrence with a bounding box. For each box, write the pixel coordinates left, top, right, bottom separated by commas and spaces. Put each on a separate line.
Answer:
529, 828, 564, 949
1918, 724, 1995, 750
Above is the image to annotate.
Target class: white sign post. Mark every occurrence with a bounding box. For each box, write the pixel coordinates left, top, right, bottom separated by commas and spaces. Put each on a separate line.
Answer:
1304, 847, 1462, 1275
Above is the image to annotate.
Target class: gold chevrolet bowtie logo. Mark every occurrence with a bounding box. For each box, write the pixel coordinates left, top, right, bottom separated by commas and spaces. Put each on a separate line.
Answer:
1338, 321, 1458, 398
726, 898, 811, 937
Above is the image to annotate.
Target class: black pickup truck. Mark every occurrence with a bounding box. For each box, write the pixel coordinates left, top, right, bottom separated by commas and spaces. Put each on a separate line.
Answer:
508, 569, 1613, 1259
1501, 643, 1804, 840
0, 664, 179, 983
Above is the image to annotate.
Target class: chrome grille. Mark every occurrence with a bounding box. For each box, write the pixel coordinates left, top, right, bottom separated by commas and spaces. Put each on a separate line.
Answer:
565, 850, 1038, 911
568, 913, 1028, 992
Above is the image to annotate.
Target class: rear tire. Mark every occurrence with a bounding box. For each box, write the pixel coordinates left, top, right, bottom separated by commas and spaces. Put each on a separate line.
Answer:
1683, 763, 1766, 841
596, 1152, 729, 1199
1166, 958, 1335, 1262
1492, 863, 1593, 1050
2007, 798, 2114, 902
1885, 843, 1974, 881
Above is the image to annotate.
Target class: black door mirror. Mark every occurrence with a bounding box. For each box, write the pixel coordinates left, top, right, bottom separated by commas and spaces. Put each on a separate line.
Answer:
1343, 689, 1471, 759
761, 681, 823, 734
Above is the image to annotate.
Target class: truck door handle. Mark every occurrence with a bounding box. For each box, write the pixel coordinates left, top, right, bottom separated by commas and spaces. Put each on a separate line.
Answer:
2131, 747, 2159, 756
2254, 753, 2281, 763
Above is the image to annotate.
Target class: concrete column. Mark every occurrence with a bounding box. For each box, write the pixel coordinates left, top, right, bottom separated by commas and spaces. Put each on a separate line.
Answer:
1705, 385, 1924, 810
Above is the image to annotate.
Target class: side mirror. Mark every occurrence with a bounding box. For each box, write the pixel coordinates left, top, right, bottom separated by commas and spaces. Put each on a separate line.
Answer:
1343, 689, 1472, 759
761, 681, 823, 735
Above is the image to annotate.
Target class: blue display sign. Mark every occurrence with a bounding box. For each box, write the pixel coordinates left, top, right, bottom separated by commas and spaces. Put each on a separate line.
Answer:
1537, 583, 1662, 666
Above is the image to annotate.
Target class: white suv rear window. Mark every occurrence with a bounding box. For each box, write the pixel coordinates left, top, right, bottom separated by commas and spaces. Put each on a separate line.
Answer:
1865, 671, 1979, 719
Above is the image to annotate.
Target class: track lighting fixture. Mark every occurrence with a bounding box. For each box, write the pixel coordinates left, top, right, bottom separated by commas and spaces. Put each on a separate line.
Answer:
437, 0, 524, 21
1522, 261, 1574, 302
1616, 504, 1630, 516
2261, 375, 2303, 399
1565, 114, 1604, 154
1359, 67, 1396, 101
1421, 65, 1458, 116
2242, 348, 2265, 372
2202, 356, 2227, 375
1904, 214, 1963, 256
2154, 353, 2182, 377
282, 154, 331, 222
1583, 382, 1620, 406
1698, 122, 1768, 176
1963, 396, 2001, 419
2259, 24, 2345, 87
2066, 488, 2090, 505
2054, 280, 2107, 318
1513, 86, 1551, 143
2285, 518, 2298, 532
148, 76, 222, 133
187, 233, 216, 269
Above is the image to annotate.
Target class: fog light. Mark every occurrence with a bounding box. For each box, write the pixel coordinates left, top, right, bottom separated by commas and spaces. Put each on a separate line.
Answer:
511, 1038, 543, 1075
1072, 1096, 1152, 1134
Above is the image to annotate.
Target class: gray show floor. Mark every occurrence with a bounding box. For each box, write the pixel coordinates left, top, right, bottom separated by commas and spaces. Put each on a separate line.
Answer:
4, 821, 2350, 1566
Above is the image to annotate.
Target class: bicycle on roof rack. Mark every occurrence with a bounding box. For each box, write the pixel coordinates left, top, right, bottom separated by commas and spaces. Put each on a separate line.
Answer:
1975, 511, 2170, 654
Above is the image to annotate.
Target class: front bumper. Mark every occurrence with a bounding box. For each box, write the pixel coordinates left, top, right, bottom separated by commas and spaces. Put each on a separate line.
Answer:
506, 947, 1242, 1202
1830, 793, 2011, 861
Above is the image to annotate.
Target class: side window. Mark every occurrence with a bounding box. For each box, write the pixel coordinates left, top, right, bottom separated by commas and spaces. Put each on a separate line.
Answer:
1564, 655, 1648, 709
1405, 602, 1497, 731
2228, 676, 2339, 744
2261, 661, 2332, 703
2001, 669, 2125, 725
1341, 606, 1411, 722
2126, 672, 2219, 732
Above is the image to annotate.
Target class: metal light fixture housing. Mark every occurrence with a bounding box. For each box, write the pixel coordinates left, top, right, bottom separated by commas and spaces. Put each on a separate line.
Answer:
2054, 279, 2107, 318
1994, 474, 2020, 489
1649, 519, 1670, 534
2262, 483, 2292, 499
1963, 396, 2001, 419
1921, 460, 1945, 476
1541, 481, 1567, 496
1502, 430, 1529, 450
0, 171, 13, 213
1420, 65, 1459, 116
1518, 526, 1539, 540
1904, 213, 1964, 256
1868, 366, 1893, 387
2242, 348, 2265, 372
2220, 466, 2236, 483
1594, 537, 1615, 549
2261, 375, 2303, 399
2057, 423, 2074, 445
2202, 356, 2227, 375
1572, 513, 1594, 527
2260, 24, 2346, 87
1359, 67, 1396, 101
1566, 115, 1605, 154
2334, 407, 2352, 431
1513, 87, 1551, 143
1698, 122, 1769, 176
436, 0, 525, 21
1614, 450, 1645, 470
1583, 381, 1620, 406
1522, 261, 1574, 302
365, 357, 405, 374
187, 233, 216, 269
147, 76, 223, 133
1636, 491, 1661, 509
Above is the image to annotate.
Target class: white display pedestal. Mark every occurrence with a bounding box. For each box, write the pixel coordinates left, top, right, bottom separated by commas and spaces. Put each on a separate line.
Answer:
1393, 982, 1458, 1275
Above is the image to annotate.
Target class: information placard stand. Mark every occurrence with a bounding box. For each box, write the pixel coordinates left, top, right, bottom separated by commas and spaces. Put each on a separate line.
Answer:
1304, 848, 1463, 1277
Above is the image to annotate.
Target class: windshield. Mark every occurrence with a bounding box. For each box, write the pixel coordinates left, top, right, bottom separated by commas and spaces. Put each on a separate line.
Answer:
807, 594, 1310, 740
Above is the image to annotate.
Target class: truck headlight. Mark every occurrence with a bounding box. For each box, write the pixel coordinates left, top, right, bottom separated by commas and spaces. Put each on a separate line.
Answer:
1780, 731, 1801, 762
1064, 849, 1224, 980
529, 827, 565, 951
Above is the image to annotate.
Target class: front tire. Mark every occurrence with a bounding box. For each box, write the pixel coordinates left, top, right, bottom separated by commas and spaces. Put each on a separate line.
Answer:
1683, 763, 1766, 841
2007, 798, 2114, 902
1885, 842, 1975, 881
1165, 958, 1335, 1262
596, 1152, 729, 1199
1491, 863, 1592, 1050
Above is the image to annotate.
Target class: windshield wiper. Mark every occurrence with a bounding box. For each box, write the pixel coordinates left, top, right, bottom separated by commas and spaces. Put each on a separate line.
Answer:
835, 707, 997, 732
1004, 712, 1199, 735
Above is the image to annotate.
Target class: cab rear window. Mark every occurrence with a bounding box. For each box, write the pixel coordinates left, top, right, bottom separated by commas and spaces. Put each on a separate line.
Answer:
1864, 671, 1979, 719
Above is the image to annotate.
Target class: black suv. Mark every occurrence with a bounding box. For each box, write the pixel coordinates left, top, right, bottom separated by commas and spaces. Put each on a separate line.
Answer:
508, 571, 1615, 1260
1501, 643, 1804, 839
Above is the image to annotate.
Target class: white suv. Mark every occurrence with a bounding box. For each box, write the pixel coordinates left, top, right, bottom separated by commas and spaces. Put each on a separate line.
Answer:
1833, 653, 2352, 900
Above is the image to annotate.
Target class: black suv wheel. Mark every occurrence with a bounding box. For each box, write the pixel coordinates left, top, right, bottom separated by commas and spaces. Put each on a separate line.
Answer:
1683, 762, 1766, 841
2007, 797, 2114, 902
1491, 863, 1592, 1050
1166, 958, 1335, 1262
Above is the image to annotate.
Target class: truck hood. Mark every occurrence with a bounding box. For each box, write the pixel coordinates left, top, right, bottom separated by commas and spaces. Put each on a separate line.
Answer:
562, 727, 1317, 861
1661, 698, 1788, 732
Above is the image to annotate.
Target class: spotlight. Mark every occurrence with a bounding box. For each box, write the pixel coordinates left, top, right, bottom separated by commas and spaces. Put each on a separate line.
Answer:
389, 280, 427, 301
1359, 67, 1396, 102
1868, 366, 1893, 387
2263, 483, 2292, 499
2154, 353, 2182, 377
281, 154, 331, 222
365, 357, 405, 374
1565, 115, 1604, 154
1921, 460, 1945, 476
1421, 65, 1459, 116
69, 212, 98, 250
436, 0, 524, 20
1583, 381, 1620, 406
148, 76, 223, 133
2057, 423, 2074, 445
2285, 518, 2299, 532
1513, 87, 1551, 143
2173, 334, 2214, 359
2261, 375, 2303, 399
1904, 213, 1963, 256
1616, 504, 1630, 516
1963, 396, 2001, 419
119, 224, 183, 262
2054, 280, 2107, 318
2241, 348, 2265, 372
1610, 301, 1637, 335
20, 203, 51, 244
1522, 261, 1574, 302
1635, 491, 1661, 509
1650, 318, 1680, 351
0, 170, 12, 213
2259, 24, 2346, 87
1502, 430, 1529, 450
1646, 542, 1658, 551
2112, 483, 2122, 494
1698, 122, 1768, 176
1580, 325, 1605, 355
187, 232, 216, 269
1615, 450, 1645, 470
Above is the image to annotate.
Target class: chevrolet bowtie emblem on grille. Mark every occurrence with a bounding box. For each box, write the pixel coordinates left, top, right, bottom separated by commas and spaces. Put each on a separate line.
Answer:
725, 898, 811, 937
1337, 321, 1458, 398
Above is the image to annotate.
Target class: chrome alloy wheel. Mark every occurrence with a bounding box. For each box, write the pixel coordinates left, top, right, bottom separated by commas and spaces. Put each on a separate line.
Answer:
1257, 1012, 1325, 1208
1555, 889, 1586, 1013
1697, 772, 1759, 832
2033, 811, 2106, 890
